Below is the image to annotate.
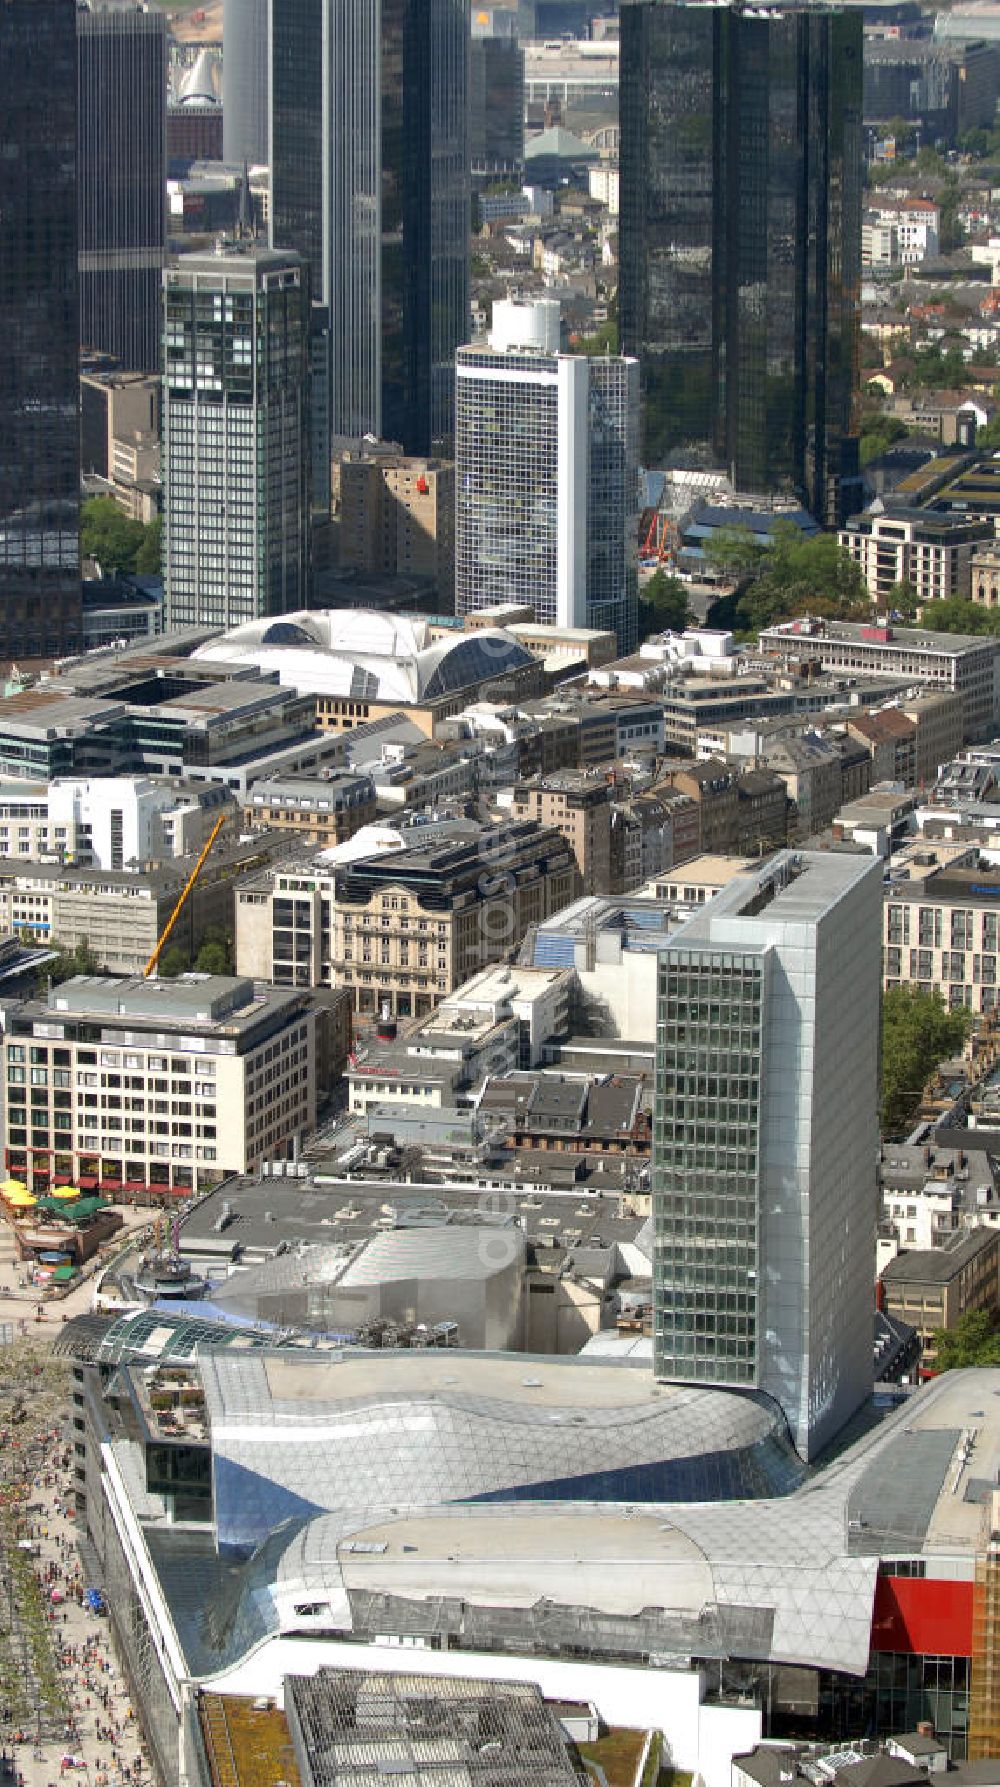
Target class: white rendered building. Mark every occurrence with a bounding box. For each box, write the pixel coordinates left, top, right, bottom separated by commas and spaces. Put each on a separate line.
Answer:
654, 850, 883, 1459
455, 298, 639, 651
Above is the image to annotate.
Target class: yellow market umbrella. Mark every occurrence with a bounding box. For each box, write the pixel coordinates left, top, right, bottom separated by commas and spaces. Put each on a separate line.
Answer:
6, 1189, 35, 1208
1, 1178, 27, 1196
51, 1185, 80, 1200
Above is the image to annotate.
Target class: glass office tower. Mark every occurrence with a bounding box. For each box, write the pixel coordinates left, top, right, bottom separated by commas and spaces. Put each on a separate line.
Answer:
455, 299, 638, 651
78, 3, 167, 374
620, 0, 862, 524
653, 852, 882, 1460
269, 0, 469, 454
163, 245, 311, 631
0, 0, 81, 661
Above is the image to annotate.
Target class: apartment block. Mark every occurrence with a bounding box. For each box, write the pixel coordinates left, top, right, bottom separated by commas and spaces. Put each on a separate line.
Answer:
509, 774, 613, 895
2, 973, 317, 1197
883, 862, 1000, 1013
334, 450, 455, 600
235, 821, 580, 1022
662, 762, 740, 855
839, 508, 993, 607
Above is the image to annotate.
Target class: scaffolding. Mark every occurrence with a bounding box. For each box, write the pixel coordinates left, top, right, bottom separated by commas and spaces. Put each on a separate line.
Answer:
969, 1518, 1000, 1758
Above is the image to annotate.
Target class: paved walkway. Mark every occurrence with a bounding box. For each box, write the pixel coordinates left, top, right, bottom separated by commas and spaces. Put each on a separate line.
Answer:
0, 1211, 158, 1787
3, 1448, 153, 1787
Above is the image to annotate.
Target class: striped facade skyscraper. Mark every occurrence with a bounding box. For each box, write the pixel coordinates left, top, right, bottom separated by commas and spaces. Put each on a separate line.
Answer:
269, 0, 469, 454
78, 3, 167, 373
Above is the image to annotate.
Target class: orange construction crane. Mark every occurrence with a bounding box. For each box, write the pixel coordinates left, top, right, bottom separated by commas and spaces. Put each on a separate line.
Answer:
143, 814, 226, 978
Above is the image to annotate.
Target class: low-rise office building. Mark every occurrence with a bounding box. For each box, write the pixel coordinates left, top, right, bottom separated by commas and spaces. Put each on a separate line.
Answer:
884, 861, 1000, 1012
759, 619, 1000, 743
0, 831, 286, 974
236, 821, 580, 1021
243, 773, 377, 849
0, 776, 234, 868
2, 972, 317, 1196
880, 1227, 1000, 1367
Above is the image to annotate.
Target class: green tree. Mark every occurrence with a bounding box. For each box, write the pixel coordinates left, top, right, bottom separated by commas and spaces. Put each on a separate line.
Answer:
45, 940, 101, 985
978, 413, 1000, 451
80, 497, 146, 576
639, 569, 691, 637
859, 415, 908, 467
932, 1309, 1000, 1371
703, 524, 769, 584
575, 318, 620, 355
157, 943, 189, 979
193, 924, 232, 974
920, 597, 1000, 637
887, 578, 920, 619
134, 514, 162, 576
880, 984, 972, 1135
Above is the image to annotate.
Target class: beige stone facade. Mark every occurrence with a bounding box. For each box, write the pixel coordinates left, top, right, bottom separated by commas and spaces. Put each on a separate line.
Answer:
236, 822, 580, 1021
2, 974, 317, 1196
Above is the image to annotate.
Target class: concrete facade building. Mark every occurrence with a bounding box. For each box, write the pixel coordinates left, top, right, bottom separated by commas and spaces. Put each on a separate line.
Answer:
163, 244, 311, 631
883, 862, 1000, 1013
759, 619, 1000, 743
455, 298, 639, 650
971, 544, 1000, 610
333, 451, 455, 598
880, 1228, 1000, 1368
243, 774, 377, 848
2, 972, 317, 1195
0, 831, 285, 975
0, 776, 234, 869
838, 509, 994, 608
653, 851, 883, 1459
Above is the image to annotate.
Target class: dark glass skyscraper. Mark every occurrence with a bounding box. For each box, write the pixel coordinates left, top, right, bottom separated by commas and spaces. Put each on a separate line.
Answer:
78, 4, 166, 374
0, 0, 81, 659
620, 0, 863, 525
269, 0, 469, 454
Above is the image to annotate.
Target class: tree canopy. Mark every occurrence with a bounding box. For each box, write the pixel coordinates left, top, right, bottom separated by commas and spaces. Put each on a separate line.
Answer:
919, 597, 1000, 637
704, 520, 868, 634
81, 497, 161, 578
638, 570, 691, 639
880, 984, 972, 1135
932, 1309, 1000, 1371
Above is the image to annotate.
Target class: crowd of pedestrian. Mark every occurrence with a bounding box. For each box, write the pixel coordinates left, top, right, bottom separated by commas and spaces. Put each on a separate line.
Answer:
2, 1427, 152, 1787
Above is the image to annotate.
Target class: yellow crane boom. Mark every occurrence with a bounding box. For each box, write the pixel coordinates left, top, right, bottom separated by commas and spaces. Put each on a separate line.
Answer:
143, 814, 227, 978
